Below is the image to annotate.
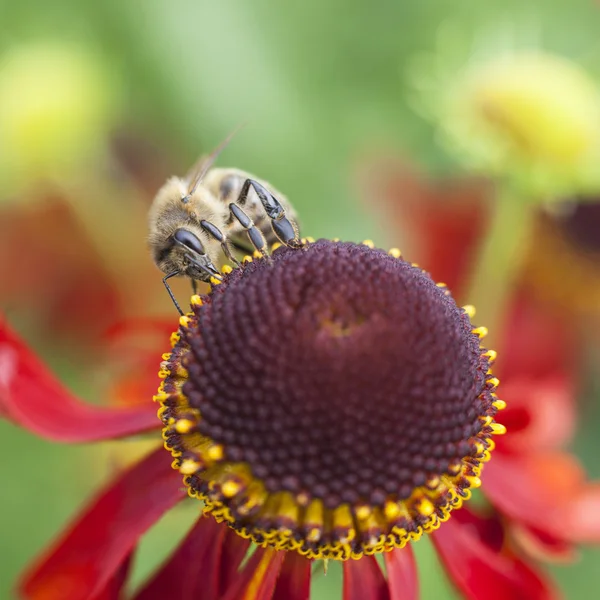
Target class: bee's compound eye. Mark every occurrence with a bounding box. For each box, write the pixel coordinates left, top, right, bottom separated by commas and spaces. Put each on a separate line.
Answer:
173, 228, 205, 255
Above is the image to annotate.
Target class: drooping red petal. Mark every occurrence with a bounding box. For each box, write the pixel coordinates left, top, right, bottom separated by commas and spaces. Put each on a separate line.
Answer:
510, 522, 577, 564
495, 373, 575, 455
483, 451, 587, 540
563, 483, 600, 543
495, 293, 578, 382
21, 447, 186, 600
272, 552, 311, 600
385, 546, 418, 600
219, 548, 285, 600
91, 553, 134, 600
134, 517, 250, 600
343, 556, 390, 600
216, 528, 253, 597
0, 317, 160, 441
431, 506, 559, 600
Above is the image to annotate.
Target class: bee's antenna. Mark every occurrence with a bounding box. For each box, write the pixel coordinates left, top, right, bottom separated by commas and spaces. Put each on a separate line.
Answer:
163, 271, 184, 316
186, 124, 247, 198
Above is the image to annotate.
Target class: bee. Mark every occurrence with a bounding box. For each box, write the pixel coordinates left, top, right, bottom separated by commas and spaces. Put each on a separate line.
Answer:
148, 133, 302, 314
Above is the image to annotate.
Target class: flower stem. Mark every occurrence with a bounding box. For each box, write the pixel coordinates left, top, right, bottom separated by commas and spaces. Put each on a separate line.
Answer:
468, 183, 533, 349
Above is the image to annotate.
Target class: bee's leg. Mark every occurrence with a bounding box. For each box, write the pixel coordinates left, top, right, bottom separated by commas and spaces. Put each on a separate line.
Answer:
200, 220, 241, 267
228, 203, 269, 257
237, 179, 302, 247
163, 271, 184, 316
191, 279, 198, 296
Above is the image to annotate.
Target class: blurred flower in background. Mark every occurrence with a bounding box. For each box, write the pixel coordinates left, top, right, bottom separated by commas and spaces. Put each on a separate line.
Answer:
410, 25, 600, 199
0, 40, 176, 354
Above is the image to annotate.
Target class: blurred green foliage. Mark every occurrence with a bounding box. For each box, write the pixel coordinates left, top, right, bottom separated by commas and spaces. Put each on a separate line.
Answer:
2, 1, 600, 598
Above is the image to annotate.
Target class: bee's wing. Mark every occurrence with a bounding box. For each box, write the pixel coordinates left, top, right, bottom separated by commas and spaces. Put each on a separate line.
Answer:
185, 125, 245, 196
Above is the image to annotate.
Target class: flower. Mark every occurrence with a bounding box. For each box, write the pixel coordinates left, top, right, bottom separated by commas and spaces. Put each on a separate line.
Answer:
0, 41, 119, 197
1, 238, 520, 600
410, 26, 600, 198
360, 159, 600, 588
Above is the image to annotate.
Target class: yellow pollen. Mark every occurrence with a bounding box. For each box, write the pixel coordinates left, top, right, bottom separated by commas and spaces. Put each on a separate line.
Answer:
462, 304, 476, 318
416, 497, 435, 517
490, 423, 507, 435
242, 255, 253, 264
179, 315, 191, 328
221, 264, 233, 274
207, 444, 224, 461
271, 242, 282, 251
305, 236, 315, 243
436, 282, 447, 288
191, 295, 203, 306
210, 276, 222, 285
466, 475, 482, 489
170, 332, 180, 347
426, 475, 441, 489
472, 326, 488, 338
174, 419, 194, 434
488, 377, 500, 388
221, 479, 243, 498
179, 459, 201, 475
384, 501, 401, 521
388, 248, 402, 258
355, 505, 372, 521
362, 239, 375, 248
485, 349, 498, 361
493, 399, 507, 410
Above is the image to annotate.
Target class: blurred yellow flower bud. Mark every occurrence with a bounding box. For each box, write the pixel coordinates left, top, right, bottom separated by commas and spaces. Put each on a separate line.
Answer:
415, 46, 600, 199
0, 41, 120, 197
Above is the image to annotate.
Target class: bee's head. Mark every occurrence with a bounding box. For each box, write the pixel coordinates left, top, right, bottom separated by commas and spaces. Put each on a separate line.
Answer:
156, 227, 220, 282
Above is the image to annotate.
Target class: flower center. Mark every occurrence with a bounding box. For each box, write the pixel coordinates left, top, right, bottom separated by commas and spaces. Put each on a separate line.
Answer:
157, 240, 504, 560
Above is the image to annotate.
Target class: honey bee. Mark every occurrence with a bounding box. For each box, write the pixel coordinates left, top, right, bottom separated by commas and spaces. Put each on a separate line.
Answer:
148, 133, 302, 314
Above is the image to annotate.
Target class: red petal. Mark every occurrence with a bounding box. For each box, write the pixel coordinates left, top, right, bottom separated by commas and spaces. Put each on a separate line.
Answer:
496, 294, 578, 382
483, 451, 587, 540
216, 528, 253, 597
91, 553, 134, 600
385, 546, 418, 600
21, 447, 185, 600
510, 522, 577, 564
431, 507, 559, 600
0, 317, 160, 441
563, 483, 600, 543
272, 552, 311, 600
134, 517, 249, 600
343, 557, 390, 600
495, 373, 575, 455
219, 548, 285, 600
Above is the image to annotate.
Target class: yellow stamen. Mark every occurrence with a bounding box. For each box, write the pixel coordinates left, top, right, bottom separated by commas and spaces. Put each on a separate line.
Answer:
179, 459, 201, 475
175, 419, 194, 434
388, 248, 402, 258
462, 304, 476, 318
472, 326, 488, 338
490, 423, 507, 435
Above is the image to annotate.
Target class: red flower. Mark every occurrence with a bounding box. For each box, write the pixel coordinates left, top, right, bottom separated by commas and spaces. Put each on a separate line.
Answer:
360, 158, 600, 592
1, 233, 570, 600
